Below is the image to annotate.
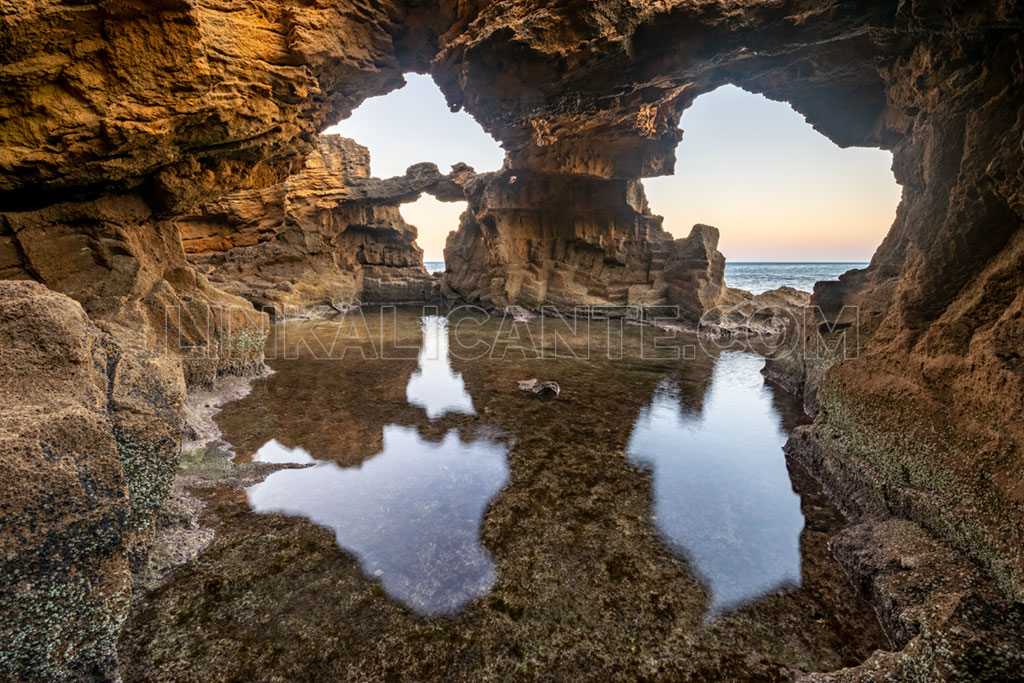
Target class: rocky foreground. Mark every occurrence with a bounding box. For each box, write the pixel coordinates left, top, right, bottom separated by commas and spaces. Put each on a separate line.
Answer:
1, 0, 1023, 680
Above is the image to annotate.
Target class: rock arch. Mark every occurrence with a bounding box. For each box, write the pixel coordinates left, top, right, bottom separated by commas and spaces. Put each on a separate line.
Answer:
1, 1, 1022, 679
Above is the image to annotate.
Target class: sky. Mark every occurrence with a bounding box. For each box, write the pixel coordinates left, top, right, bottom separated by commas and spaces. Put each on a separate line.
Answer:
325, 74, 901, 263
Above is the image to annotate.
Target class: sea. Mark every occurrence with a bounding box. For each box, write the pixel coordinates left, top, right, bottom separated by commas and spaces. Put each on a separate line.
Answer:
724, 262, 867, 295
425, 261, 867, 295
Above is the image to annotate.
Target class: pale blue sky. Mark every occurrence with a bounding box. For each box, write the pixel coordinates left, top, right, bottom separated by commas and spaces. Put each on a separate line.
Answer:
325, 74, 900, 262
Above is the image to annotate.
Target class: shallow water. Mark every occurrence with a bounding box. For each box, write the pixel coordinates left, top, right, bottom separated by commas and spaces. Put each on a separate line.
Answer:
627, 354, 804, 613
248, 425, 508, 615
405, 316, 476, 419
122, 307, 886, 681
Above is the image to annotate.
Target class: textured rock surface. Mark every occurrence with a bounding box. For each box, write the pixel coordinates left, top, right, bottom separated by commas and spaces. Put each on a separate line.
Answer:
0, 192, 268, 389
803, 520, 1024, 681
1, 0, 1023, 679
179, 135, 467, 315
443, 169, 734, 319
0, 282, 183, 680
431, 3, 1024, 607
0, 0, 411, 206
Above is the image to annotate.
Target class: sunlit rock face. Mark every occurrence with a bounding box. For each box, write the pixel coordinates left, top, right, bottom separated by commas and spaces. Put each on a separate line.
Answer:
0, 5, 416, 677
178, 136, 471, 315
1, 0, 1023, 679
0, 0, 409, 201
0, 0, 414, 368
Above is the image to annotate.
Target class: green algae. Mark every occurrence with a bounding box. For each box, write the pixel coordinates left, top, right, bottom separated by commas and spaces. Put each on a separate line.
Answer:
119, 308, 887, 681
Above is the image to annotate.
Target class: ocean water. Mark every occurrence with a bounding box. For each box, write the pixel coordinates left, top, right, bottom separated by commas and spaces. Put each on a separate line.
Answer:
724, 262, 866, 295
424, 261, 867, 294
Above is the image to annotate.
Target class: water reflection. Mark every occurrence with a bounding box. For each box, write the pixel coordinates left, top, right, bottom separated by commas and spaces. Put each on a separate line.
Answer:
626, 351, 804, 613
246, 425, 508, 615
252, 439, 315, 465
406, 316, 475, 419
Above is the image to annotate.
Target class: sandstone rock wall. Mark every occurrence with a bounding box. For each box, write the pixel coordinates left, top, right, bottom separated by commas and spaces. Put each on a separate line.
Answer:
2, 0, 1024, 679
430, 0, 1024, 604
0, 0, 414, 205
0, 282, 183, 680
177, 135, 470, 315
0, 3, 424, 678
442, 170, 733, 319
775, 26, 1024, 603
0, 192, 268, 387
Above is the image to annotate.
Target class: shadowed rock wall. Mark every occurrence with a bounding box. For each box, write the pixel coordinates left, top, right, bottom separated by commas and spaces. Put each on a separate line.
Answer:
1, 0, 1023, 679
430, 0, 1024, 607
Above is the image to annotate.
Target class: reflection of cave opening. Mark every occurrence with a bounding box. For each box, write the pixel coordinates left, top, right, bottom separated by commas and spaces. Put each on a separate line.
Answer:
643, 85, 902, 294
324, 73, 503, 268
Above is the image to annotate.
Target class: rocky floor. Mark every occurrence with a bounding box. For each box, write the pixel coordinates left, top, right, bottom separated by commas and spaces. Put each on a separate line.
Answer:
120, 311, 888, 681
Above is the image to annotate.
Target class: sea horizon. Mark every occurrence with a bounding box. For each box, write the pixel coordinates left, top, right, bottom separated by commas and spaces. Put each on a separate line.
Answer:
424, 260, 868, 294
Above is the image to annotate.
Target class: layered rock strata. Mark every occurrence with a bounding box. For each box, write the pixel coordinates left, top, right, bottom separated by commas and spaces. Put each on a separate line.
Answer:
179, 135, 468, 316
0, 3, 402, 677
0, 0, 1022, 680
443, 170, 735, 320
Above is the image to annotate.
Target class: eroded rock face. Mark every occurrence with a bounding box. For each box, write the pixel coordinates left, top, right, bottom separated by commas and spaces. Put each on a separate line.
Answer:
432, 0, 1024, 607
0, 193, 269, 389
803, 520, 1024, 681
443, 170, 733, 319
1, 0, 1023, 679
0, 282, 183, 680
0, 0, 414, 208
773, 33, 1024, 603
178, 135, 468, 315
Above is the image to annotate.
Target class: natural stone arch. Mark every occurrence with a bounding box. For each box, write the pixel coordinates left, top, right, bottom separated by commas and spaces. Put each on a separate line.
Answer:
177, 135, 477, 316
1, 2, 1023, 680
428, 3, 1024, 609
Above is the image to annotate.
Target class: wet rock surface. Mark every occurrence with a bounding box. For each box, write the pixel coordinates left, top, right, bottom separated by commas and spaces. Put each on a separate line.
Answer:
118, 311, 887, 681
803, 520, 1024, 681
0, 0, 1022, 679
0, 282, 181, 680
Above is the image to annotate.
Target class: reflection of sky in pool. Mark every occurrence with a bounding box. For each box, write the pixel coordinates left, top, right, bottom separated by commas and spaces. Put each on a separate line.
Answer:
252, 439, 315, 465
246, 425, 509, 615
627, 351, 805, 613
406, 315, 475, 419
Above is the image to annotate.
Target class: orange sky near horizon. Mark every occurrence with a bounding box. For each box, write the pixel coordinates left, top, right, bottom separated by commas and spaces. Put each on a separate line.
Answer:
326, 76, 902, 263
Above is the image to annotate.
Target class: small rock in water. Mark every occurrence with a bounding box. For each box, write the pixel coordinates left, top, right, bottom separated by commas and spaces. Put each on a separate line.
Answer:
517, 378, 560, 397
536, 382, 560, 397
506, 305, 532, 322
